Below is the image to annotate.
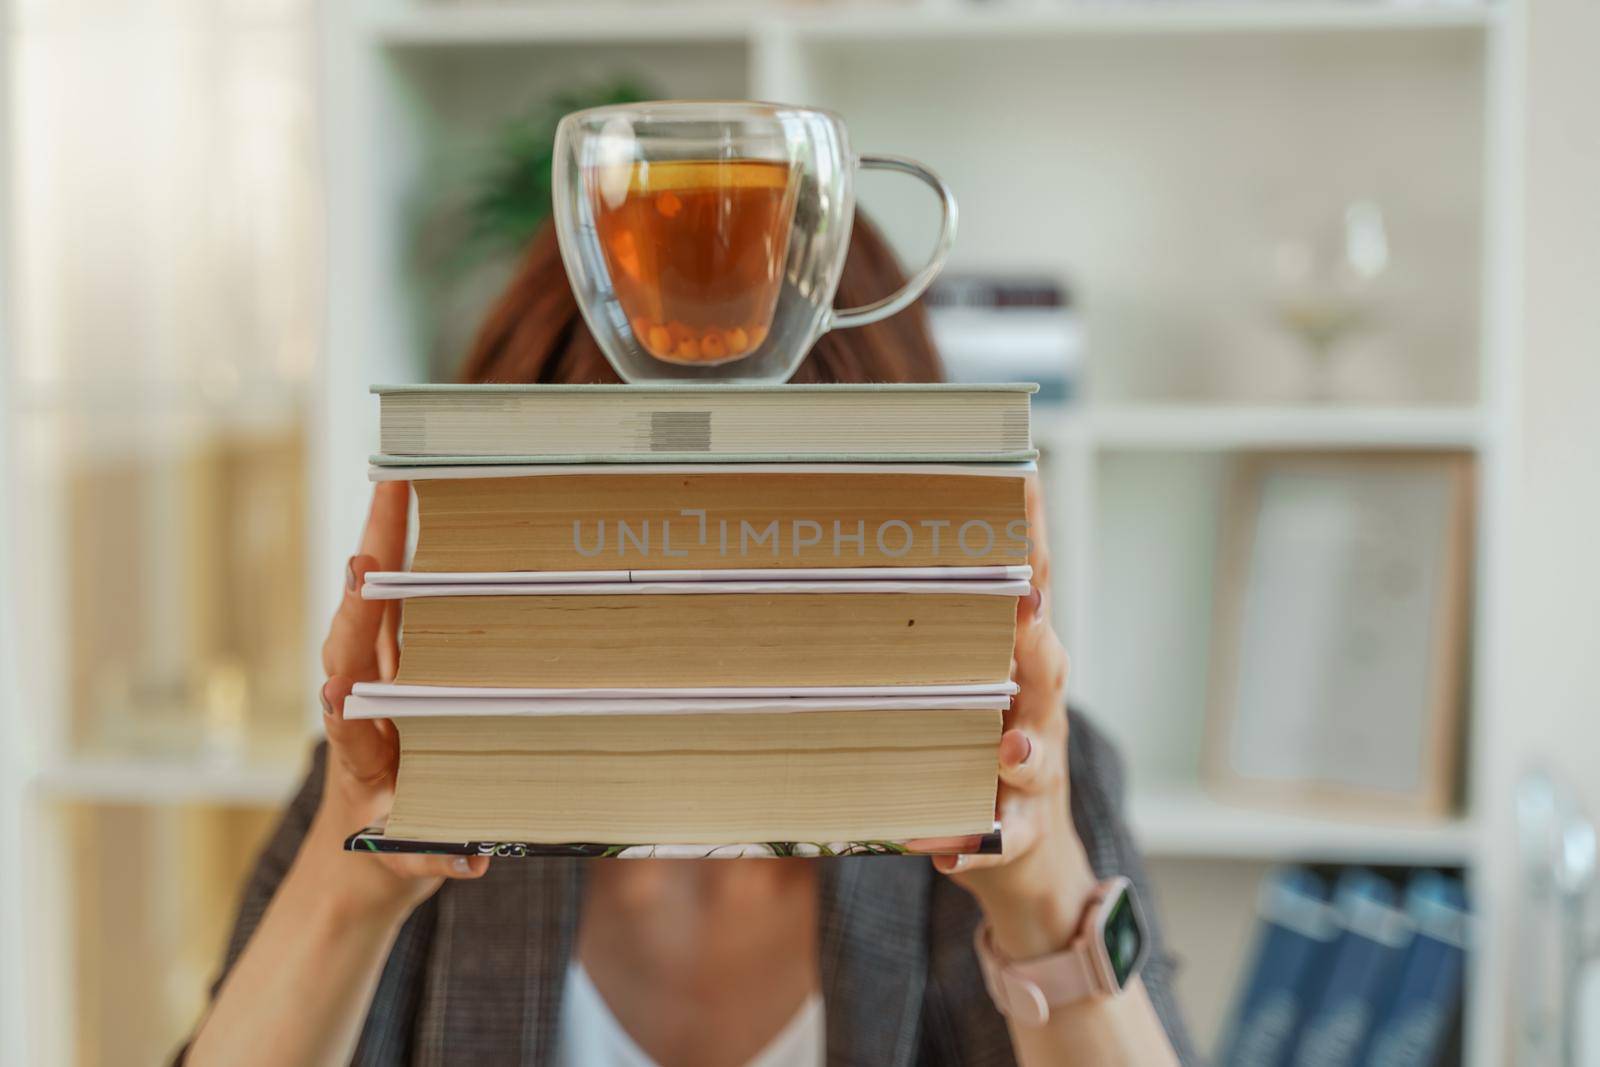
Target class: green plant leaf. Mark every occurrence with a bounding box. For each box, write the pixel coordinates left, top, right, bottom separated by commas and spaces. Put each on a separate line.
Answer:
465, 77, 658, 261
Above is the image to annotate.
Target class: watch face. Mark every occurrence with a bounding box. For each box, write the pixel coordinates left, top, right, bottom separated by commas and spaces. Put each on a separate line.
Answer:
1101, 889, 1144, 988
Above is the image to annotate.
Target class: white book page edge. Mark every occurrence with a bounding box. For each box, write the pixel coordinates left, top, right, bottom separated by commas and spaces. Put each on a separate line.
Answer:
352, 681, 1019, 699
361, 578, 1031, 600
364, 565, 1033, 585
345, 693, 1012, 720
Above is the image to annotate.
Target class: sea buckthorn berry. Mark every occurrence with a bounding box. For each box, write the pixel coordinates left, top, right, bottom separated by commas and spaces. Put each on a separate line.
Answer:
725, 327, 750, 354
647, 325, 673, 356
609, 231, 640, 279
699, 331, 727, 361
675, 338, 701, 361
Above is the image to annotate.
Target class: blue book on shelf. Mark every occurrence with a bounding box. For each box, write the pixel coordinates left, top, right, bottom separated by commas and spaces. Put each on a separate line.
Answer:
1361, 873, 1470, 1067
1216, 868, 1340, 1067
1290, 869, 1415, 1067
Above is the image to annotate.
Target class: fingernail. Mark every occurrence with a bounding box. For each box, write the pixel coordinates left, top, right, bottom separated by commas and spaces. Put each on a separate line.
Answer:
1019, 585, 1042, 620
452, 856, 474, 875
950, 855, 967, 871
345, 557, 358, 591
319, 684, 333, 715
1016, 733, 1034, 767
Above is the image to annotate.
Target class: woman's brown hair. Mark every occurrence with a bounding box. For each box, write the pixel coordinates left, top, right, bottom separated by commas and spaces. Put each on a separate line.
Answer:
457, 215, 945, 386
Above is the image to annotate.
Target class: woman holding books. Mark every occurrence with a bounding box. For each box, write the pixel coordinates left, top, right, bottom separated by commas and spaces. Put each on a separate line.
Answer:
181, 220, 1195, 1067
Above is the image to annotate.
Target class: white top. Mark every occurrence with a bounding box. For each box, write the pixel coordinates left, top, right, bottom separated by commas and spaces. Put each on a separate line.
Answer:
555, 961, 825, 1067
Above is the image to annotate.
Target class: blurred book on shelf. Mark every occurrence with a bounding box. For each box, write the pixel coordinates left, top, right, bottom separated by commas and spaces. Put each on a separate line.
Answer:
1364, 873, 1471, 1065
925, 274, 1082, 405
1294, 870, 1415, 1064
1217, 865, 1469, 1067
1215, 868, 1340, 1065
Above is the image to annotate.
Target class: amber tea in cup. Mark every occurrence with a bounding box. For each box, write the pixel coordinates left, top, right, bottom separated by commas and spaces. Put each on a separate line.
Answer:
554, 102, 957, 383
592, 159, 798, 366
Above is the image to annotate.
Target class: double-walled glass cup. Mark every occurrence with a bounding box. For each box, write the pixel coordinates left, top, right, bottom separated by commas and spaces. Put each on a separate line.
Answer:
552, 101, 957, 383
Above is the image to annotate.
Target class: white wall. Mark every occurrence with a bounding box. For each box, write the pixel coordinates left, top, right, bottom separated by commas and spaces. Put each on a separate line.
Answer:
1499, 0, 1600, 1058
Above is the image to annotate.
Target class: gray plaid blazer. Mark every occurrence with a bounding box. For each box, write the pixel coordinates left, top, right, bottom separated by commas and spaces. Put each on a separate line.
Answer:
189, 709, 1197, 1066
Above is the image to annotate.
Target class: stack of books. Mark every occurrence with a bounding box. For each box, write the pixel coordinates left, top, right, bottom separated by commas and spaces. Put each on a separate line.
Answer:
345, 383, 1037, 859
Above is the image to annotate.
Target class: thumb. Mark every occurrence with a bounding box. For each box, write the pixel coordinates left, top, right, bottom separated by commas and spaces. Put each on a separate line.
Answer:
321, 676, 397, 788
378, 853, 491, 882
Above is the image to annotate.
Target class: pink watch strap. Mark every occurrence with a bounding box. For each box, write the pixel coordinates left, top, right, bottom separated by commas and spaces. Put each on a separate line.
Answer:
974, 922, 1101, 1026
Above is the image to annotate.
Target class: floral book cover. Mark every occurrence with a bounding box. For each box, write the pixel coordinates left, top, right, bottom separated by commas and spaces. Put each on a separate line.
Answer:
344, 825, 1003, 859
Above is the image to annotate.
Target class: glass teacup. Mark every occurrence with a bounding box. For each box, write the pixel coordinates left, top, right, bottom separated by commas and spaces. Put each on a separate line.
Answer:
553, 101, 957, 383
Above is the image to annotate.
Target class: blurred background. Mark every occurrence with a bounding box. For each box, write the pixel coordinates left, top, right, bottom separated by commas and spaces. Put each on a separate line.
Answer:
1, 0, 1597, 1063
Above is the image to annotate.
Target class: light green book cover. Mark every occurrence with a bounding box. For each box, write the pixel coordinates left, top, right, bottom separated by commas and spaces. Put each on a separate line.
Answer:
372, 382, 1038, 465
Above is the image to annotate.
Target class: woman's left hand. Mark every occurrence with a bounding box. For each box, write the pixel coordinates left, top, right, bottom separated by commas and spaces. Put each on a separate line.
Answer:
934, 478, 1100, 960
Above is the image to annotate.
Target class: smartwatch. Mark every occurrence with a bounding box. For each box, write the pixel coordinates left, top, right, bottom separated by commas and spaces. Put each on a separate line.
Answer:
974, 875, 1150, 1026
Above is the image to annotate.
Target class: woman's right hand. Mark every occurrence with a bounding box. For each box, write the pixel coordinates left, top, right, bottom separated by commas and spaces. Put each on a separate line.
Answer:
306, 480, 488, 922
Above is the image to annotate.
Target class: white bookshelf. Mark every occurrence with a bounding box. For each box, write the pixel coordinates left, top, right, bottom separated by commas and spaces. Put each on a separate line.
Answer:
359, 0, 1500, 43
311, 0, 1517, 1060
786, 2, 1501, 35
1077, 404, 1485, 450
31, 760, 303, 809
0, 6, 29, 1056
1131, 784, 1479, 866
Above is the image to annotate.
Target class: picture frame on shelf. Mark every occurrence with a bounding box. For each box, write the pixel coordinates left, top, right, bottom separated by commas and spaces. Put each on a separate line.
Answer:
1203, 451, 1474, 818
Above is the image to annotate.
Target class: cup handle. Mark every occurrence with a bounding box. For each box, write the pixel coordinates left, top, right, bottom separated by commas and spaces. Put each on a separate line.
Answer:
829, 154, 959, 331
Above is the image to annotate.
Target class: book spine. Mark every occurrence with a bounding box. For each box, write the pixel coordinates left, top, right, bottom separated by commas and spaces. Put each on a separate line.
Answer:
1290, 870, 1415, 1067
1360, 873, 1469, 1067
1216, 868, 1340, 1067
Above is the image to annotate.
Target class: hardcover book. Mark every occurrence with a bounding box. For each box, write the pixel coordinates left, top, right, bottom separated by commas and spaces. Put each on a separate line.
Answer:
1362, 873, 1469, 1067
363, 574, 1026, 688
375, 462, 1032, 573
1216, 868, 1340, 1066
371, 383, 1037, 464
345, 690, 1008, 849
1291, 870, 1415, 1065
